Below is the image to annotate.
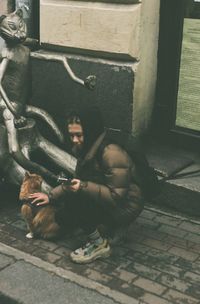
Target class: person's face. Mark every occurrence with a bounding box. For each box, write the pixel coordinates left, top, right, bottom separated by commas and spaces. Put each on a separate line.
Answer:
68, 123, 84, 155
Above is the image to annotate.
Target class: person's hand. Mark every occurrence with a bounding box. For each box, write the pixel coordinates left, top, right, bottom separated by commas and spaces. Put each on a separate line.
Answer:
67, 179, 81, 192
29, 192, 49, 206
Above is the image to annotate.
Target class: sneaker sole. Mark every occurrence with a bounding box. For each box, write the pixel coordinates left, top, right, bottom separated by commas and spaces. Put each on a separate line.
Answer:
70, 247, 111, 264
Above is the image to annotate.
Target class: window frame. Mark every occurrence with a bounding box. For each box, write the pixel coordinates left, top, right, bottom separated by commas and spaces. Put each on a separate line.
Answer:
153, 0, 199, 149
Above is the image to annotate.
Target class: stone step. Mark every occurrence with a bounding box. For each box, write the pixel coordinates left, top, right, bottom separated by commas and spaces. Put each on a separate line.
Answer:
146, 141, 200, 217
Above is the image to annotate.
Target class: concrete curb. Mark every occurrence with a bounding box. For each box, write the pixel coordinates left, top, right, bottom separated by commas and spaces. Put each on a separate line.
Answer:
145, 205, 200, 225
0, 242, 141, 304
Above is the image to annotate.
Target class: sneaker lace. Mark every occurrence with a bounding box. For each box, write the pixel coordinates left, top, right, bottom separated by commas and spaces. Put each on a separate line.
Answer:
82, 239, 94, 250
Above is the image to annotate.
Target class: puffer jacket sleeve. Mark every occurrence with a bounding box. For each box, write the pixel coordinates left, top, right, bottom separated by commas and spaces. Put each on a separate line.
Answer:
48, 184, 67, 203
80, 144, 133, 208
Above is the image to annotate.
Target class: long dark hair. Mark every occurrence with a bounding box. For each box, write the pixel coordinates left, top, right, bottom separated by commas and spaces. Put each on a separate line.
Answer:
66, 105, 104, 157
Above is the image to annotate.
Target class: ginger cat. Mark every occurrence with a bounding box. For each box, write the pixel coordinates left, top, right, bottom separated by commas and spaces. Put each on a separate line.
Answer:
19, 172, 60, 240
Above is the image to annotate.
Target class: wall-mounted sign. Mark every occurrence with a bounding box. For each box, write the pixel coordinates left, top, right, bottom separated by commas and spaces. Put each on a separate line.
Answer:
176, 18, 200, 132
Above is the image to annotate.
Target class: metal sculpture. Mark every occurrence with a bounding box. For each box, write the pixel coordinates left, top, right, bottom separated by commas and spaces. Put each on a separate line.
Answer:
0, 9, 96, 192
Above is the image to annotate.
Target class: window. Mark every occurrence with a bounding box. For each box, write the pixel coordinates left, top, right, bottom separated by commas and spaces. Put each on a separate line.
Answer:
154, 0, 199, 149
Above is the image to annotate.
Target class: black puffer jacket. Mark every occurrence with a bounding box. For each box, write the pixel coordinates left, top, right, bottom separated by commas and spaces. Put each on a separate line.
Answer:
50, 130, 144, 226
78, 131, 144, 225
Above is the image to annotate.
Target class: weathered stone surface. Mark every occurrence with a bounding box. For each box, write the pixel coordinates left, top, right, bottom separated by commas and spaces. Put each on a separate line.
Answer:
1, 192, 200, 304
164, 289, 199, 304
40, 0, 141, 58
31, 51, 136, 135
72, 0, 140, 3
0, 0, 14, 14
133, 277, 167, 295
0, 253, 14, 270
168, 246, 199, 262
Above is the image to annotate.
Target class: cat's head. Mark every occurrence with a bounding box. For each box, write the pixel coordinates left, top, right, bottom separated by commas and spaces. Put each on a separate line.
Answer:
19, 172, 43, 201
24, 171, 43, 187
0, 9, 27, 44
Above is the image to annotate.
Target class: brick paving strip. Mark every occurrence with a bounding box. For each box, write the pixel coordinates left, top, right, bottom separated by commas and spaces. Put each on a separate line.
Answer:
0, 203, 200, 304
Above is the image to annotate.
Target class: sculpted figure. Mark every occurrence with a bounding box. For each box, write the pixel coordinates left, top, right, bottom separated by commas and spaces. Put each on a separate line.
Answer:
0, 9, 96, 191
0, 8, 29, 126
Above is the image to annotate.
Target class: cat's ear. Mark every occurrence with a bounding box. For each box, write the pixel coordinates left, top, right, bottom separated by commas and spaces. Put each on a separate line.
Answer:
25, 171, 31, 179
15, 9, 23, 19
0, 15, 6, 25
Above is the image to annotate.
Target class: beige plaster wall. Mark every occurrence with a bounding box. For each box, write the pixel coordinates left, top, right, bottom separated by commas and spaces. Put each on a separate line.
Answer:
0, 0, 14, 14
133, 0, 160, 135
40, 0, 141, 58
0, 1, 7, 13
40, 0, 160, 135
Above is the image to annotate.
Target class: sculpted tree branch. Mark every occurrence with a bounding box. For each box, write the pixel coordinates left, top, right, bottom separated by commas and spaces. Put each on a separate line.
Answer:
31, 52, 96, 90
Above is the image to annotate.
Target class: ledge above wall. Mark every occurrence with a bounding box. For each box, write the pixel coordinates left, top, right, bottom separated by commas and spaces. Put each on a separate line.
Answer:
40, 0, 141, 59
71, 0, 140, 3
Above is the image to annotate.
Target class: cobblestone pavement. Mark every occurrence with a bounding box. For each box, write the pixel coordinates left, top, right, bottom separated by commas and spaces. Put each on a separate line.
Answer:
0, 195, 200, 304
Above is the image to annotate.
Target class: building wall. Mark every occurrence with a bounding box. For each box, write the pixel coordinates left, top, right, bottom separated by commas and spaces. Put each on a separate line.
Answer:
38, 0, 160, 135
1, 0, 160, 136
133, 0, 160, 135
40, 1, 141, 59
0, 0, 14, 14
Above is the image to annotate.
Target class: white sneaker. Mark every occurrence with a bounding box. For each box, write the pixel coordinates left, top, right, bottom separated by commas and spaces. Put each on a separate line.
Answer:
70, 239, 111, 264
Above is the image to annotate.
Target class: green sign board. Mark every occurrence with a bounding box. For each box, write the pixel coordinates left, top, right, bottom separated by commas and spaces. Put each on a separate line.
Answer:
176, 18, 200, 132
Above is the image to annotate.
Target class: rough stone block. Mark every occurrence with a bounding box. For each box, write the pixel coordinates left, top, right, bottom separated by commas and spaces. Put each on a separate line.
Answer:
133, 277, 167, 295
0, 0, 14, 14
129, 262, 161, 280
40, 0, 141, 58
31, 51, 136, 137
72, 0, 140, 3
153, 214, 182, 227
0, 253, 14, 270
174, 258, 200, 275
158, 273, 191, 293
141, 238, 172, 251
163, 289, 199, 304
168, 246, 199, 262
184, 271, 200, 285
139, 292, 172, 304
158, 225, 188, 238
154, 263, 184, 279
32, 248, 61, 263
112, 269, 137, 283
178, 221, 200, 235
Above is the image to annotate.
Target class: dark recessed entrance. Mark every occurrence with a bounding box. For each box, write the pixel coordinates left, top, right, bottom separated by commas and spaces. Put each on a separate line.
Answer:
153, 0, 200, 149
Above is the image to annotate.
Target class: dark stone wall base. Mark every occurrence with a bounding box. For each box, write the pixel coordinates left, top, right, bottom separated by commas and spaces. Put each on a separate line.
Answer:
31, 51, 135, 137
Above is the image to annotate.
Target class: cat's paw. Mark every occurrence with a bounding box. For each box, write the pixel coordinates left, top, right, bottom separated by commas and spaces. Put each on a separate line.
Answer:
26, 232, 34, 239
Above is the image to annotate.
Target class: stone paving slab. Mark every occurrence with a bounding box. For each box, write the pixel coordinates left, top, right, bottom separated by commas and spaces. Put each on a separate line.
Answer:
0, 200, 200, 304
0, 243, 140, 304
0, 258, 121, 304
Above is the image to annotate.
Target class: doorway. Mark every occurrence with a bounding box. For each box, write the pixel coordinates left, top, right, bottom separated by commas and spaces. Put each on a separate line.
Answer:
154, 0, 200, 149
